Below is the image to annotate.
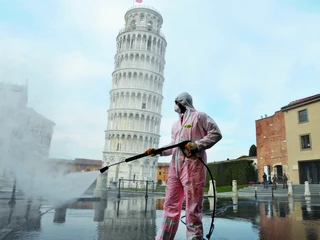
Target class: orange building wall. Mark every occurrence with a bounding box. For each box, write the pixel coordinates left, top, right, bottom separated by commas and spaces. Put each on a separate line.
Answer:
70, 164, 101, 172
156, 164, 169, 185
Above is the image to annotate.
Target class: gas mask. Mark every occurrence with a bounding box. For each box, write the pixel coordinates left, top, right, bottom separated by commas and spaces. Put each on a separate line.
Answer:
174, 102, 186, 114
174, 104, 181, 114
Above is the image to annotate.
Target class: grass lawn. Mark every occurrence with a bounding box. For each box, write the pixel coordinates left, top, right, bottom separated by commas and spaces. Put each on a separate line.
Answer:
203, 184, 248, 193
214, 185, 247, 193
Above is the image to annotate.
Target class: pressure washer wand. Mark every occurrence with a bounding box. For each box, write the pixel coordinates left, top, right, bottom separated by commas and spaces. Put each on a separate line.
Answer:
99, 140, 191, 174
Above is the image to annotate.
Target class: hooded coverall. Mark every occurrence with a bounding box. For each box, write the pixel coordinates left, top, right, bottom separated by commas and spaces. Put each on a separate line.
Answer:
156, 92, 222, 240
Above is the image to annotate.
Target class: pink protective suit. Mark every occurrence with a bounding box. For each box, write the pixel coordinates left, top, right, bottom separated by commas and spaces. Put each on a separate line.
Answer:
156, 92, 222, 240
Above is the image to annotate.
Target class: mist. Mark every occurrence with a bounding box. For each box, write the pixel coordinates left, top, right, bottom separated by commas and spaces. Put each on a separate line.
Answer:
0, 82, 99, 206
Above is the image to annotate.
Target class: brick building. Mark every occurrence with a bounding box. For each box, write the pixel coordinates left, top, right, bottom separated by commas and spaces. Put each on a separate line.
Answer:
256, 111, 288, 182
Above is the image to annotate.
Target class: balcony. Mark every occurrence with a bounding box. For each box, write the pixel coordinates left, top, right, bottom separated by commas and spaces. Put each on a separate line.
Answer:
118, 26, 166, 39
126, 5, 162, 16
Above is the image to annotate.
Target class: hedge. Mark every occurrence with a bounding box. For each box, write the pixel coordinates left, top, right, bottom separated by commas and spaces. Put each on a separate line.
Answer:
206, 160, 258, 187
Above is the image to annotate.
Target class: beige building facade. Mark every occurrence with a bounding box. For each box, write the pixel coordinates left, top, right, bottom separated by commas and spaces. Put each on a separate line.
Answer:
281, 94, 320, 184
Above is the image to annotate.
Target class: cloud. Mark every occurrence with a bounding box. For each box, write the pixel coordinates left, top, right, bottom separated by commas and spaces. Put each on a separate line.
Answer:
56, 0, 128, 38
0, 27, 111, 85
53, 51, 110, 85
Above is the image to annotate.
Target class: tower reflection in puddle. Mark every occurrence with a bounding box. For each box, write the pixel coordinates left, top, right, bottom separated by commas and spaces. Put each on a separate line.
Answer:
93, 197, 157, 240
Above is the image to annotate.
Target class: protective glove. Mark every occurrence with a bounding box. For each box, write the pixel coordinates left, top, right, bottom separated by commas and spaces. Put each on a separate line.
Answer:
144, 148, 158, 156
185, 142, 198, 153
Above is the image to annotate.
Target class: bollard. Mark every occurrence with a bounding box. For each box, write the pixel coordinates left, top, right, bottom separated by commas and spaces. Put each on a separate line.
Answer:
288, 196, 294, 215
232, 196, 238, 213
232, 180, 238, 198
136, 182, 138, 191
208, 197, 215, 211
208, 181, 213, 197
208, 180, 217, 210
305, 196, 311, 212
208, 180, 216, 197
305, 181, 311, 197
287, 181, 293, 196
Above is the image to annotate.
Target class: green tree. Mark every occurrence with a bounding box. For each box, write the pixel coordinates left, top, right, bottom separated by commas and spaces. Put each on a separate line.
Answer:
237, 155, 248, 159
249, 144, 257, 157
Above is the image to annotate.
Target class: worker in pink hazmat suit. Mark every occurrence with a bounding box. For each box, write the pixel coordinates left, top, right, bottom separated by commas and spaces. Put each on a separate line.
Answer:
145, 92, 222, 240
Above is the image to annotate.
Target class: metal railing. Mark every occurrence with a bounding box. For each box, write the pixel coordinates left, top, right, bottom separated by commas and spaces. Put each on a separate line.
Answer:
118, 26, 166, 39
117, 178, 155, 199
126, 5, 162, 16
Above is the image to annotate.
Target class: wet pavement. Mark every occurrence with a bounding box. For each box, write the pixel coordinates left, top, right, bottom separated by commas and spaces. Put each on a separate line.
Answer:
1, 192, 320, 240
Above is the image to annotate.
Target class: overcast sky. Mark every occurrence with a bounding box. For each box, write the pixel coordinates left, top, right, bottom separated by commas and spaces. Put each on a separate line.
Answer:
1, 0, 319, 163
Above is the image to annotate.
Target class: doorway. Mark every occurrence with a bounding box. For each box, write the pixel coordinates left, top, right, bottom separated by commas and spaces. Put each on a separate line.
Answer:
299, 160, 320, 184
274, 165, 283, 183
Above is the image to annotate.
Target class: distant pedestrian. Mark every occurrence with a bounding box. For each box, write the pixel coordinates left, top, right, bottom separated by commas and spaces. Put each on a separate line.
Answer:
272, 174, 278, 190
263, 172, 268, 189
283, 173, 288, 189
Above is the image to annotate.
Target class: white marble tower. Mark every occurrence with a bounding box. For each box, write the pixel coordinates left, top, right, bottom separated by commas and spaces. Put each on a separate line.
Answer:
95, 6, 167, 197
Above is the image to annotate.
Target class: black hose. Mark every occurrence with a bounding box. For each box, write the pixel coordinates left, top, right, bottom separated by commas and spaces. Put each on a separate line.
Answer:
197, 156, 215, 239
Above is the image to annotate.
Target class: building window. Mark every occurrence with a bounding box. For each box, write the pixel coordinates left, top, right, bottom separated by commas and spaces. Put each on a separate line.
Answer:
131, 20, 136, 30
301, 134, 311, 149
142, 103, 146, 109
298, 109, 308, 123
159, 172, 161, 176
147, 38, 151, 51
147, 21, 153, 31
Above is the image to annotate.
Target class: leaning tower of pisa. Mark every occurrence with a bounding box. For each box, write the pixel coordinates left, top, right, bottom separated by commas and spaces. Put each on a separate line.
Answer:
95, 5, 167, 197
